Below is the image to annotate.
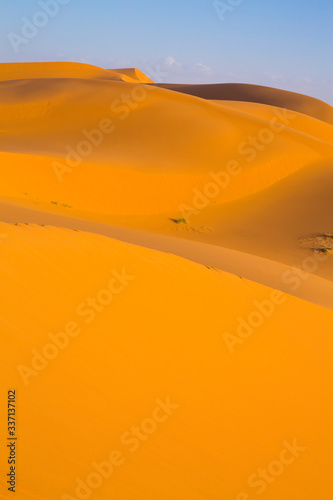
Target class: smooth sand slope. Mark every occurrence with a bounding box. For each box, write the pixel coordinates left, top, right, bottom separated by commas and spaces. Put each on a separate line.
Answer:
1, 201, 333, 310
0, 61, 154, 83
155, 82, 333, 125
0, 62, 332, 288
0, 223, 333, 500
0, 62, 333, 499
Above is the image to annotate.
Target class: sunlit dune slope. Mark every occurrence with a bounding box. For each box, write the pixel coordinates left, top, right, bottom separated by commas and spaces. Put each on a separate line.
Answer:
156, 82, 333, 125
1, 201, 333, 310
212, 100, 333, 143
173, 159, 333, 281
0, 61, 154, 83
0, 68, 332, 218
0, 223, 333, 500
109, 66, 154, 83
0, 61, 333, 287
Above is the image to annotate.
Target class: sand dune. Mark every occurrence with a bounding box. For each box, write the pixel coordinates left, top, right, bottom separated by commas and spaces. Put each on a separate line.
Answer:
1, 201, 333, 310
0, 75, 332, 218
0, 61, 154, 83
155, 82, 333, 125
0, 63, 332, 286
1, 223, 333, 500
212, 100, 333, 142
110, 66, 154, 83
1, 61, 333, 500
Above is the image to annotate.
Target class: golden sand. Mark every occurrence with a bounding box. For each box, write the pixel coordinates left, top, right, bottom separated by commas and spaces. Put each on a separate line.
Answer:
1, 62, 333, 499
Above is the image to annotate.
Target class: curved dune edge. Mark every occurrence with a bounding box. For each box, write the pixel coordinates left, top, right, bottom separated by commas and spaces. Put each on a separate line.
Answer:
1, 203, 332, 310
211, 100, 333, 143
110, 67, 154, 83
0, 222, 332, 500
155, 82, 333, 125
0, 158, 332, 289
1, 64, 332, 220
0, 75, 332, 216
0, 61, 154, 83
0, 149, 330, 217
1, 61, 333, 500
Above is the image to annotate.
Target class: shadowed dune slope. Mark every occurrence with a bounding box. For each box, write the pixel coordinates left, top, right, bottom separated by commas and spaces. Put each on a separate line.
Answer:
1, 61, 333, 500
212, 100, 333, 142
1, 202, 333, 309
0, 61, 332, 287
0, 71, 332, 218
0, 223, 333, 500
155, 82, 333, 125
110, 67, 154, 83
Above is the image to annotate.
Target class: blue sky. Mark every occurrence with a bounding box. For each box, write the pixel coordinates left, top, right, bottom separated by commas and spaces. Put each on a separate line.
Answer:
0, 0, 332, 104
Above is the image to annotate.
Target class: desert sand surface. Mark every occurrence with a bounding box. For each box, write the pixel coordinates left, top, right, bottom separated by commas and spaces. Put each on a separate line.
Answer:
155, 82, 333, 125
0, 61, 154, 83
1, 223, 333, 500
1, 201, 333, 310
1, 62, 333, 500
